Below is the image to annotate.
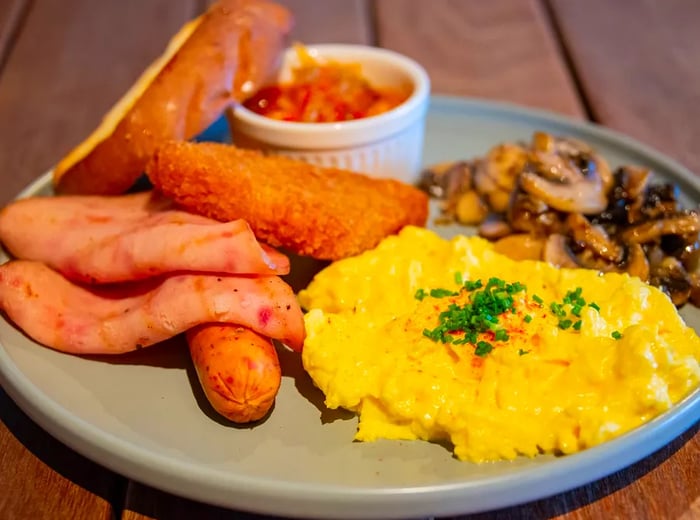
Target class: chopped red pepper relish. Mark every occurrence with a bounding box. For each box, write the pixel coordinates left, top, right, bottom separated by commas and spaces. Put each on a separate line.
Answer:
242, 45, 410, 123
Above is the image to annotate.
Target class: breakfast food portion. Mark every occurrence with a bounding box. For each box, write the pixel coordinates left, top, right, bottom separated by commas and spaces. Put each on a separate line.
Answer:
0, 187, 305, 421
300, 226, 700, 462
0, 193, 290, 283
0, 259, 304, 355
187, 324, 283, 423
53, 0, 292, 195
420, 131, 700, 307
145, 140, 429, 260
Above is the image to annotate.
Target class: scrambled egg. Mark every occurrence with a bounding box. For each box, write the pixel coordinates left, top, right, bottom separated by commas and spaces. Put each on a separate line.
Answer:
299, 226, 700, 463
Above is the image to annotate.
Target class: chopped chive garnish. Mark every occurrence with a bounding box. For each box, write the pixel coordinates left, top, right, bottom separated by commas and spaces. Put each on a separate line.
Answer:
464, 279, 483, 291
414, 288, 427, 301
524, 314, 533, 323
550, 302, 567, 318
430, 288, 459, 298
612, 330, 623, 340
558, 319, 573, 330
508, 282, 527, 294
573, 319, 583, 331
563, 287, 584, 306
475, 341, 494, 357
532, 294, 544, 305
421, 277, 526, 357
518, 349, 530, 356
589, 302, 600, 312
494, 329, 509, 341
454, 272, 463, 285
486, 277, 505, 290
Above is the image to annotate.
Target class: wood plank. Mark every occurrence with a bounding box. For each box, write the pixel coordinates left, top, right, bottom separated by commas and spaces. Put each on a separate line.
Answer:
0, 388, 119, 520
122, 482, 280, 520
0, 0, 28, 72
274, 0, 373, 44
202, 0, 372, 44
374, 0, 584, 117
272, 0, 374, 44
0, 0, 198, 205
549, 0, 700, 175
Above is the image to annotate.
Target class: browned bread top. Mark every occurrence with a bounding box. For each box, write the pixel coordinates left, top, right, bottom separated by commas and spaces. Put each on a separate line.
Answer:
53, 0, 292, 195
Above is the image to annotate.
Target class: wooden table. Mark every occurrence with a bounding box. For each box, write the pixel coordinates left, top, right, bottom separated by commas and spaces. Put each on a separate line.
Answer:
1, 1, 698, 518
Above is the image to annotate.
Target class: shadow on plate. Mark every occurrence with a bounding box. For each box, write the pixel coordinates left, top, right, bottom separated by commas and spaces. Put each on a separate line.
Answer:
277, 341, 354, 425
80, 335, 190, 369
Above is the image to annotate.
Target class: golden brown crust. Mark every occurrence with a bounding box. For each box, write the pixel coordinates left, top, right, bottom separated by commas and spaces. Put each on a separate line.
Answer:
53, 0, 292, 195
146, 141, 429, 260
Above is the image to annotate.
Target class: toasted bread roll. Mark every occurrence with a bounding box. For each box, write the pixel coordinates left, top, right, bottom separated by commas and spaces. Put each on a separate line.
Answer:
187, 324, 282, 423
53, 0, 292, 195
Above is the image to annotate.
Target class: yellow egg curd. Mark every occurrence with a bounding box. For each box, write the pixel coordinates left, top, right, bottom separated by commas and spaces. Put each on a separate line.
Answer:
299, 226, 700, 462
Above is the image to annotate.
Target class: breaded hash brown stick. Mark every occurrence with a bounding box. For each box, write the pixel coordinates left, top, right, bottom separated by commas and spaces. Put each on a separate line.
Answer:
146, 141, 429, 260
53, 0, 291, 195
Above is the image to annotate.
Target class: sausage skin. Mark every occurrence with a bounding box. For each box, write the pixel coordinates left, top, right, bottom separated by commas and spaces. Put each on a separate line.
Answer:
186, 324, 282, 423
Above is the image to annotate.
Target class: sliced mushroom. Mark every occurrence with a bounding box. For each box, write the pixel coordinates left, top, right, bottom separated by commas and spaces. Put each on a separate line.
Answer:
532, 131, 554, 152
620, 211, 700, 243
622, 242, 650, 282
418, 160, 473, 200
519, 171, 609, 214
619, 165, 651, 200
543, 234, 580, 268
544, 234, 649, 281
530, 150, 583, 184
680, 237, 700, 273
483, 143, 528, 192
641, 183, 682, 220
507, 192, 563, 235
596, 166, 651, 226
478, 216, 512, 240
567, 213, 623, 263
418, 131, 700, 308
470, 143, 528, 214
688, 273, 700, 307
519, 133, 614, 214
649, 256, 692, 307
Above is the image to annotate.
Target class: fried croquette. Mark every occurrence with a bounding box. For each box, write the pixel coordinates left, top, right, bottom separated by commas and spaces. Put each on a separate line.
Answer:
145, 141, 429, 260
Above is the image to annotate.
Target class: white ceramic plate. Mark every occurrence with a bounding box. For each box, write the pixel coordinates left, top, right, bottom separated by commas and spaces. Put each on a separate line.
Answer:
1, 96, 699, 519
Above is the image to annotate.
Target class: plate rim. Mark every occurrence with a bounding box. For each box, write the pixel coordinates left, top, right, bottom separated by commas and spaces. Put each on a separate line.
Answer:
1, 94, 699, 519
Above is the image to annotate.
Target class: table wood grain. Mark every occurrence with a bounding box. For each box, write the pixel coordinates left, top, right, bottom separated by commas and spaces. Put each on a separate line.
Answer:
0, 1, 698, 519
550, 0, 700, 175
375, 0, 584, 118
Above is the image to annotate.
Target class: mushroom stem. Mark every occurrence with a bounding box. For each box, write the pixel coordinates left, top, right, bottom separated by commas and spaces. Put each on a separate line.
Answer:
543, 234, 580, 268
620, 212, 700, 243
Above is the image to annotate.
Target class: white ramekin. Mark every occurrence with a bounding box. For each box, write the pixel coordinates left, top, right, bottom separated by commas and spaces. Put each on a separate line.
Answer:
228, 44, 431, 185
